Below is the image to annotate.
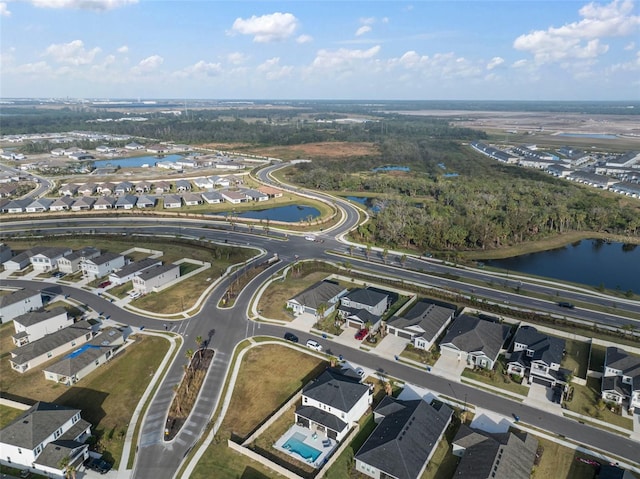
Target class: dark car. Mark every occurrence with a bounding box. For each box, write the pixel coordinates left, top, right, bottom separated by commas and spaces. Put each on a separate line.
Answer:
85, 457, 112, 474
98, 281, 112, 288
284, 332, 299, 343
355, 328, 369, 340
558, 302, 575, 309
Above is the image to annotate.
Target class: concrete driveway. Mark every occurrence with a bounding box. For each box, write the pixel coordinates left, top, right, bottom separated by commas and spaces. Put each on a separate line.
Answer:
432, 354, 467, 381
289, 312, 317, 331
372, 334, 408, 358
333, 327, 364, 348
524, 382, 562, 414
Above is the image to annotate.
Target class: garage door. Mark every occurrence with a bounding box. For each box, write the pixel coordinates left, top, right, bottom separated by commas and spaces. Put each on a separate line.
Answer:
531, 376, 553, 386
396, 329, 413, 340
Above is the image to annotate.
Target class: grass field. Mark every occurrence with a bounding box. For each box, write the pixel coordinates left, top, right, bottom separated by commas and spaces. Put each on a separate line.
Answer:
532, 437, 598, 479
461, 356, 530, 396
564, 377, 633, 431
190, 344, 326, 479
0, 404, 25, 429
0, 322, 169, 467
588, 344, 606, 373
562, 339, 590, 379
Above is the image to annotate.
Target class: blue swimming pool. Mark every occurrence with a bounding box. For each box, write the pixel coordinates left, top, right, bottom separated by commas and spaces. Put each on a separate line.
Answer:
65, 344, 100, 359
282, 432, 321, 462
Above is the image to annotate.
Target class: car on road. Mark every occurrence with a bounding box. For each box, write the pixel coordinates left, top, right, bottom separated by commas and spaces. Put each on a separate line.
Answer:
558, 302, 575, 309
354, 328, 369, 340
306, 339, 322, 351
98, 281, 111, 288
284, 332, 299, 343
85, 457, 112, 474
304, 235, 316, 241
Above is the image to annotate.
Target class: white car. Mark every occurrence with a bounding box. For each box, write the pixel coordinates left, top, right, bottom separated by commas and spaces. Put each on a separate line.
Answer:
129, 292, 141, 300
304, 235, 316, 241
306, 339, 322, 351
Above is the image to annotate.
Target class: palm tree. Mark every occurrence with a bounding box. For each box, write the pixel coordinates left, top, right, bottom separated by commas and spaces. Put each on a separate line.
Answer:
195, 336, 204, 360
185, 349, 194, 370
382, 248, 388, 264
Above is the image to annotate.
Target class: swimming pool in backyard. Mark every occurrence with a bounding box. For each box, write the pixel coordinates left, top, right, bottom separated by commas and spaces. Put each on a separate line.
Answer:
282, 432, 321, 462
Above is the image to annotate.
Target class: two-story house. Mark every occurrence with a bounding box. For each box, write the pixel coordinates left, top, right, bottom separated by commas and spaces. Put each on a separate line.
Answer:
295, 368, 372, 442
108, 257, 163, 285
0, 288, 43, 323
57, 247, 101, 274
132, 263, 180, 294
506, 326, 569, 387
12, 307, 72, 347
601, 347, 640, 413
80, 252, 125, 279
286, 280, 348, 318
30, 247, 72, 272
338, 288, 390, 330
0, 401, 92, 478
385, 300, 456, 351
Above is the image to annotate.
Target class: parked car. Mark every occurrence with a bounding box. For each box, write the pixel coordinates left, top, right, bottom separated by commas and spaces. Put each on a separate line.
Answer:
85, 457, 112, 474
129, 291, 141, 300
558, 302, 575, 309
98, 280, 111, 288
306, 339, 322, 351
354, 328, 369, 340
284, 332, 299, 343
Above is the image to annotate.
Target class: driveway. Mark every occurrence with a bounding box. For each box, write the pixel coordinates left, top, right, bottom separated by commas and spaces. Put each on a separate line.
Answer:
289, 312, 317, 331
524, 382, 562, 414
372, 334, 408, 358
432, 354, 467, 381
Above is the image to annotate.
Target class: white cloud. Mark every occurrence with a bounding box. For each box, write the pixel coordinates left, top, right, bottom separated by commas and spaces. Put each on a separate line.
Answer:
0, 2, 11, 16
28, 0, 137, 10
486, 56, 505, 70
355, 25, 372, 37
609, 50, 640, 72
44, 40, 101, 65
14, 61, 52, 75
514, 0, 639, 64
174, 60, 222, 78
624, 41, 636, 50
512, 59, 529, 68
132, 54, 163, 74
117, 45, 129, 54
227, 52, 248, 65
311, 45, 381, 70
257, 57, 293, 80
296, 34, 313, 44
395, 50, 429, 69
381, 17, 389, 24
231, 12, 299, 43
360, 17, 376, 25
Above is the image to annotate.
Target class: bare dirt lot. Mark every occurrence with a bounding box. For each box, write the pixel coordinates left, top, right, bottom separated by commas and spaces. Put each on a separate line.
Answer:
204, 141, 380, 161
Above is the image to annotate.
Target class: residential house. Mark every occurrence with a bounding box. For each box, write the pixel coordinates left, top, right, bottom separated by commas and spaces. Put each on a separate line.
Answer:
209, 175, 231, 188
70, 197, 95, 211
43, 327, 129, 385
201, 191, 223, 204
25, 198, 53, 213
132, 263, 180, 294
0, 288, 43, 323
451, 424, 538, 479
108, 257, 162, 285
96, 145, 116, 154
175, 179, 192, 192
342, 309, 382, 333
59, 184, 79, 196
175, 159, 196, 169
125, 141, 144, 150
0, 184, 19, 198
81, 252, 125, 279
220, 189, 249, 204
192, 177, 213, 189
339, 288, 390, 328
68, 152, 93, 161
146, 144, 169, 154
286, 280, 348, 318
78, 183, 97, 196
30, 247, 72, 272
601, 347, 640, 413
182, 192, 202, 206
58, 247, 101, 274
49, 196, 74, 212
5, 199, 31, 213
506, 326, 569, 387
226, 174, 244, 185
9, 320, 94, 373
12, 307, 72, 347
355, 397, 453, 479
258, 185, 284, 198
114, 181, 134, 196
163, 194, 182, 208
244, 188, 269, 202
0, 243, 12, 264
96, 182, 115, 195
115, 194, 137, 209
386, 300, 456, 351
154, 181, 171, 194
295, 369, 372, 442
439, 315, 510, 370
136, 195, 157, 208
134, 181, 152, 193
93, 196, 116, 210
0, 401, 92, 478
3, 248, 43, 271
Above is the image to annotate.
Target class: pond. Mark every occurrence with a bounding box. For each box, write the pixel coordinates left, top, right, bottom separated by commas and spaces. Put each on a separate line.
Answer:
217, 205, 321, 222
93, 154, 184, 168
486, 239, 640, 292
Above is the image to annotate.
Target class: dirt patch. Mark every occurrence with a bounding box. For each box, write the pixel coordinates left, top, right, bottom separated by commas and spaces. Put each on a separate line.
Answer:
202, 141, 379, 161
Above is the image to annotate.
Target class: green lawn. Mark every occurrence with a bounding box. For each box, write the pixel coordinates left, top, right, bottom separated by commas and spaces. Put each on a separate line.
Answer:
588, 344, 606, 373
0, 404, 25, 428
562, 339, 590, 379
532, 437, 598, 479
564, 377, 633, 430
400, 344, 440, 366
461, 356, 530, 396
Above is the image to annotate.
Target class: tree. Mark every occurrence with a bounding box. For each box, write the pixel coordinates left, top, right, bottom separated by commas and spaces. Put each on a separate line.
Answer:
195, 336, 204, 360
400, 254, 407, 267
365, 244, 371, 260
382, 248, 388, 264
185, 349, 194, 370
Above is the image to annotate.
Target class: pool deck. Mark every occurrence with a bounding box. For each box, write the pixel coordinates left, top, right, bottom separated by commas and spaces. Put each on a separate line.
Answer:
274, 424, 337, 468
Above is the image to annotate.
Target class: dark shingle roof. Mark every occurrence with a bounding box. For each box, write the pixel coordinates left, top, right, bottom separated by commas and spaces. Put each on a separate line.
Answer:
343, 288, 388, 307
513, 326, 565, 366
289, 280, 346, 310
441, 315, 509, 361
111, 257, 161, 279
303, 369, 369, 412
452, 425, 538, 479
355, 397, 452, 479
295, 405, 348, 433
12, 306, 67, 328
136, 263, 179, 281
86, 252, 122, 266
386, 301, 455, 341
0, 288, 41, 307
605, 347, 640, 389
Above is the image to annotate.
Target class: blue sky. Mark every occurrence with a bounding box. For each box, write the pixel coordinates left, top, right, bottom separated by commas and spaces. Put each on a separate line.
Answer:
1, 0, 639, 100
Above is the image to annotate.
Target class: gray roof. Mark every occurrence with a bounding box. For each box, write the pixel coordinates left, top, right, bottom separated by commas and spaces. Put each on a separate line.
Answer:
86, 252, 122, 266
303, 369, 369, 412
343, 288, 388, 307
452, 425, 538, 479
44, 328, 124, 377
36, 440, 86, 469
163, 194, 182, 204
10, 320, 93, 366
13, 306, 67, 328
356, 397, 453, 479
602, 376, 631, 397
606, 347, 640, 389
136, 263, 179, 281
289, 280, 346, 310
50, 196, 74, 208
386, 301, 455, 341
111, 257, 161, 279
62, 247, 100, 262
201, 191, 223, 201
0, 288, 41, 307
115, 194, 137, 206
440, 315, 509, 361
28, 198, 53, 209
295, 405, 348, 433
33, 247, 71, 259
0, 401, 82, 449
94, 196, 116, 206
512, 326, 565, 366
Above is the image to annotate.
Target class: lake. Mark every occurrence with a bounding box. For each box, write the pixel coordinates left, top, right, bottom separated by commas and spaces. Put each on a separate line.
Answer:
217, 205, 321, 222
486, 239, 640, 292
93, 154, 183, 168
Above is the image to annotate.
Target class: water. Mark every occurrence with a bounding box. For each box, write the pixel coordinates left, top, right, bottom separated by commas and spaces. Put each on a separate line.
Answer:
65, 344, 100, 359
283, 432, 321, 462
218, 205, 320, 222
93, 154, 184, 168
556, 133, 618, 139
486, 239, 640, 292
346, 196, 369, 205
